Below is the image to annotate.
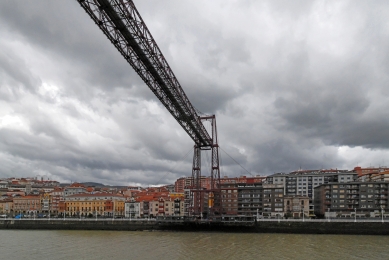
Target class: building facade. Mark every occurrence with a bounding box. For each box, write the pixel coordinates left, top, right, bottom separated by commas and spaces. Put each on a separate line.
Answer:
284, 196, 309, 218
267, 169, 357, 216
314, 182, 389, 218
63, 193, 125, 217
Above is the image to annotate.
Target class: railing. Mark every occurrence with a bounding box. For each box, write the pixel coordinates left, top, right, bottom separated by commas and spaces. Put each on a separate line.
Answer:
4, 216, 389, 223
256, 218, 388, 223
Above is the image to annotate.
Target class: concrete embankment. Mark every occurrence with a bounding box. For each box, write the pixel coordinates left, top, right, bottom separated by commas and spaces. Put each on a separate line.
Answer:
2, 219, 389, 235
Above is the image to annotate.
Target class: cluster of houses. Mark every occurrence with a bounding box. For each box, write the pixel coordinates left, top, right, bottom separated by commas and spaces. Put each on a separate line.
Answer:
1, 165, 389, 219
0, 179, 182, 218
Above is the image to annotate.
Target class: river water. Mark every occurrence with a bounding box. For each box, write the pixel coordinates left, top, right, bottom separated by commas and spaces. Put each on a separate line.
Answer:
1, 230, 388, 259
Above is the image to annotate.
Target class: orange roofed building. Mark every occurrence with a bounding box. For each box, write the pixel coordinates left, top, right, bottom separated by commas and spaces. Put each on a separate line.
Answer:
61, 193, 125, 217
355, 166, 389, 182
13, 195, 41, 215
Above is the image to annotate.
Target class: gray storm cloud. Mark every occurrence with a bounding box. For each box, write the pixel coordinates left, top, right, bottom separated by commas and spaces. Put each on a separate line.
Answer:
0, 0, 388, 186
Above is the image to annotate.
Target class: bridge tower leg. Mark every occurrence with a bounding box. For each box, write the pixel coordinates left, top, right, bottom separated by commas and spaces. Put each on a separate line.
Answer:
210, 115, 221, 216
191, 115, 222, 218
191, 145, 202, 216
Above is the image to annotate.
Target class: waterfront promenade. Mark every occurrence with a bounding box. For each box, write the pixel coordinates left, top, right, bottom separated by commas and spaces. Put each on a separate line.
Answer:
2, 217, 389, 235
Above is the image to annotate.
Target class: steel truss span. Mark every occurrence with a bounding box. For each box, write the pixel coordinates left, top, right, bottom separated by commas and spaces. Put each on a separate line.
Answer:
77, 0, 222, 217
77, 0, 211, 148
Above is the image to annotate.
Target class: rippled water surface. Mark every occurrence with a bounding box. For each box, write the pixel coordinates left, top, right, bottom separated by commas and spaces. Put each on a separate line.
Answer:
1, 230, 388, 259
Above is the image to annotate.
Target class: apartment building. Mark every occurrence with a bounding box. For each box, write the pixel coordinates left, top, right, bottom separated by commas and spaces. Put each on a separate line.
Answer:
13, 195, 41, 215
64, 186, 87, 197
183, 188, 209, 217
125, 199, 141, 218
220, 183, 238, 215
49, 187, 64, 215
355, 166, 389, 182
0, 199, 13, 215
267, 169, 356, 216
314, 182, 389, 218
232, 183, 285, 218
63, 193, 125, 217
174, 175, 264, 193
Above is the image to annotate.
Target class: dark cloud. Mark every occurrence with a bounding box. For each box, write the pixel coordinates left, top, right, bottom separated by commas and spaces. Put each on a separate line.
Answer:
0, 48, 40, 100
0, 0, 389, 185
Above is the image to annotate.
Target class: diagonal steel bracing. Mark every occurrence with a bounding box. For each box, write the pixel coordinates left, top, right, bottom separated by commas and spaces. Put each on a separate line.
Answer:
77, 0, 222, 217
77, 0, 211, 147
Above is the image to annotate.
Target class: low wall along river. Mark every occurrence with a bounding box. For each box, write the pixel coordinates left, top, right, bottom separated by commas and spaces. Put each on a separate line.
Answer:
2, 218, 389, 235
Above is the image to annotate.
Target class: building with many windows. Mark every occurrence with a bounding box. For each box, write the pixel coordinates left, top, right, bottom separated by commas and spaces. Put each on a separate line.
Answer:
13, 195, 41, 216
220, 182, 284, 218
220, 183, 238, 215
175, 175, 264, 193
63, 193, 125, 217
0, 199, 13, 215
314, 182, 389, 218
266, 169, 357, 216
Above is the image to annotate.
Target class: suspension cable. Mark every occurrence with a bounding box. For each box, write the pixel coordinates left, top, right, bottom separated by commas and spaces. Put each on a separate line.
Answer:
219, 146, 253, 177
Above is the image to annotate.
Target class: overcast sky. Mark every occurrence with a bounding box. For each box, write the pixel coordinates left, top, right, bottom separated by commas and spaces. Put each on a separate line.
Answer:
0, 0, 388, 186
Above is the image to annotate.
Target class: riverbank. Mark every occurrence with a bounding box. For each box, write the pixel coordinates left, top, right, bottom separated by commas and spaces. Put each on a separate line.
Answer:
2, 219, 389, 235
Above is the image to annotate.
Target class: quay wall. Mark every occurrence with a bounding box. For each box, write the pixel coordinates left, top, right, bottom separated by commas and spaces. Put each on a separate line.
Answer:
2, 219, 389, 235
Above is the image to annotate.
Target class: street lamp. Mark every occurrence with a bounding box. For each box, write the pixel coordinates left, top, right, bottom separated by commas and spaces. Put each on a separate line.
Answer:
381, 206, 384, 223
354, 208, 356, 223
112, 201, 115, 220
